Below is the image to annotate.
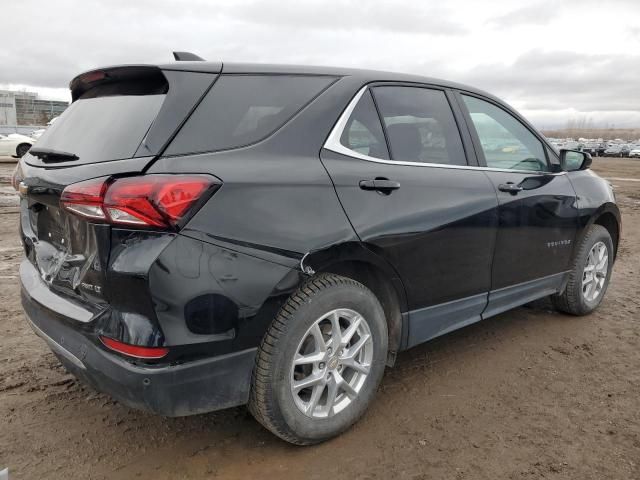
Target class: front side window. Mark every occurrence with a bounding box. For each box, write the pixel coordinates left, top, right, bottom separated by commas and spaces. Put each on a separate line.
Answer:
462, 95, 548, 172
372, 86, 466, 165
339, 90, 389, 159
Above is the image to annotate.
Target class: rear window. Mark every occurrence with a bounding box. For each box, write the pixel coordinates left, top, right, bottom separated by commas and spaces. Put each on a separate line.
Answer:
33, 90, 165, 164
165, 74, 335, 155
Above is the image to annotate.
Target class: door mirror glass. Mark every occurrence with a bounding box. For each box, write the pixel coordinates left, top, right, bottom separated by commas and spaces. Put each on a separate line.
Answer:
560, 149, 592, 171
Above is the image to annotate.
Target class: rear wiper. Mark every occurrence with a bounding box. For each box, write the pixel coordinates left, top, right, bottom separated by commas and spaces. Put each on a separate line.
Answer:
29, 148, 79, 163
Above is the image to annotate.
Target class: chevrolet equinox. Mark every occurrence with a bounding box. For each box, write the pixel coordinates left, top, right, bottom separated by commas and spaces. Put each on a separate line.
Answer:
15, 55, 620, 445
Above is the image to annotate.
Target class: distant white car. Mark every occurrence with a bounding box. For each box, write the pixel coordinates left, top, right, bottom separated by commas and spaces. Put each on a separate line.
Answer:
0, 133, 33, 158
629, 148, 640, 158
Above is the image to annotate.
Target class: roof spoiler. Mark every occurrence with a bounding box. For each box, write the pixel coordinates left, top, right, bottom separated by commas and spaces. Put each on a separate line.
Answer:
173, 51, 205, 61
69, 65, 167, 101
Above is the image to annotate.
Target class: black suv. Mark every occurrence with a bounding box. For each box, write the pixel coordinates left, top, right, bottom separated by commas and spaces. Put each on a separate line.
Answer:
16, 58, 620, 445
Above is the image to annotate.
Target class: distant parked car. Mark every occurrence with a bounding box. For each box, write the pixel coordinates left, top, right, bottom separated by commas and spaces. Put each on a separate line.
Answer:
0, 133, 33, 158
581, 143, 598, 156
628, 148, 640, 158
621, 145, 631, 157
603, 146, 624, 157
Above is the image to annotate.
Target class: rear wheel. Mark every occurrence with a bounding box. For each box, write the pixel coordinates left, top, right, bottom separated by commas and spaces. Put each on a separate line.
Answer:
16, 143, 31, 158
552, 225, 613, 315
249, 273, 388, 445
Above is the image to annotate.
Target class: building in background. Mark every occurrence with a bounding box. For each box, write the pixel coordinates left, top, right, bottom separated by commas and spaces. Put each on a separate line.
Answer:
0, 89, 68, 126
0, 91, 17, 125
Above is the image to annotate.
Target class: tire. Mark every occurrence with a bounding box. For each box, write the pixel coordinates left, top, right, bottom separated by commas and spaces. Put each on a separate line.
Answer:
552, 225, 613, 315
16, 143, 31, 158
249, 273, 388, 445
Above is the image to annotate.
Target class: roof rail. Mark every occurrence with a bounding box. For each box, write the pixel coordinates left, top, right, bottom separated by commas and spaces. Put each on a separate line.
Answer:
173, 51, 205, 61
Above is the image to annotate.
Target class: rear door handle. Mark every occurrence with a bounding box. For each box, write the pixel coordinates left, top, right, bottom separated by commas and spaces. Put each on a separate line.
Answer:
359, 178, 401, 194
498, 182, 523, 194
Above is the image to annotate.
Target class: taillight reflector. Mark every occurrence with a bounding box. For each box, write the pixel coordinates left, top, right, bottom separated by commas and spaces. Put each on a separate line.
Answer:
60, 175, 218, 229
100, 336, 169, 359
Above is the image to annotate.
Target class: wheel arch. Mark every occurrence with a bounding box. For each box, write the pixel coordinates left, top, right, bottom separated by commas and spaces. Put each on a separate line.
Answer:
303, 242, 408, 365
16, 142, 32, 157
582, 203, 621, 260
593, 210, 620, 258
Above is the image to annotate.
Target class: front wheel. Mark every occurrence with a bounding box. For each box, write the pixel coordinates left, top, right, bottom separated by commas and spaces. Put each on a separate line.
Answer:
552, 224, 613, 315
249, 273, 388, 445
15, 143, 31, 158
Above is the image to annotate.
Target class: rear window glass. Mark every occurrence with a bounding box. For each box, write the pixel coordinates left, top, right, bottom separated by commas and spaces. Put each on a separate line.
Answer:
165, 74, 334, 155
33, 93, 165, 163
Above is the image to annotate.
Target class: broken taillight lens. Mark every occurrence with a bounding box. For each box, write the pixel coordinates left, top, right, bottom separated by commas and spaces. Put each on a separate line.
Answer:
61, 175, 219, 229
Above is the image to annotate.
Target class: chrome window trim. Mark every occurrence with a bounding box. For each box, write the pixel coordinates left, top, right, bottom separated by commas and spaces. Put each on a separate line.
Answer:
323, 86, 565, 177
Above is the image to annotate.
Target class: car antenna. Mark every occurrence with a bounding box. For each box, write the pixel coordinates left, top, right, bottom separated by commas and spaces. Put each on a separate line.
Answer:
173, 51, 205, 61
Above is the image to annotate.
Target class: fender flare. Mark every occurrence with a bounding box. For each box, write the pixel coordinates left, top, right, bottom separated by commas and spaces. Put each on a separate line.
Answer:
301, 241, 409, 358
577, 202, 621, 258
301, 241, 408, 312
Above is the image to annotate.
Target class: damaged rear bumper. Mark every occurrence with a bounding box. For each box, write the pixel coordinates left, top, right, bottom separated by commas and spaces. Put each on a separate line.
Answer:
21, 260, 256, 416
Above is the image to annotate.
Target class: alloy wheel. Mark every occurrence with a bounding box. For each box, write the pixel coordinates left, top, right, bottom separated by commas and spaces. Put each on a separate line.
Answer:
582, 241, 608, 302
290, 308, 373, 418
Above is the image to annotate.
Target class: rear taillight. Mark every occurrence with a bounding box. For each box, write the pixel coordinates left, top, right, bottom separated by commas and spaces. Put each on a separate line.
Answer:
100, 336, 169, 359
60, 177, 108, 220
61, 175, 219, 229
60, 175, 220, 228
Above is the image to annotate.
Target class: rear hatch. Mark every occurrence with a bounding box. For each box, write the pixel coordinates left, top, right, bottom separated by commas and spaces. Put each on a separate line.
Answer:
19, 64, 219, 310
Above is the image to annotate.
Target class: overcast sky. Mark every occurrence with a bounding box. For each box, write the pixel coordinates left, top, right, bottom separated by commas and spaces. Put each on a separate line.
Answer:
3, 0, 640, 128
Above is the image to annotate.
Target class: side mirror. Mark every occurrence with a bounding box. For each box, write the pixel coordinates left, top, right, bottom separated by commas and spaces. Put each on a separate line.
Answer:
560, 149, 592, 172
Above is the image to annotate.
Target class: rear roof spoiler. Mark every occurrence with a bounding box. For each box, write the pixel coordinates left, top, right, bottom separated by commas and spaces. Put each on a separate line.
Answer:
69, 59, 223, 101
173, 51, 205, 61
69, 65, 167, 101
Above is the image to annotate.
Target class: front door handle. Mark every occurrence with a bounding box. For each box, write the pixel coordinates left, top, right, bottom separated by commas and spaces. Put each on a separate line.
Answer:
359, 178, 401, 194
498, 182, 523, 195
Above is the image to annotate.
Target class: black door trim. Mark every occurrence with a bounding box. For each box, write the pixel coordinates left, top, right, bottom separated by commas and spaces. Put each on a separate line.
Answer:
406, 292, 487, 349
403, 271, 569, 350
482, 271, 569, 319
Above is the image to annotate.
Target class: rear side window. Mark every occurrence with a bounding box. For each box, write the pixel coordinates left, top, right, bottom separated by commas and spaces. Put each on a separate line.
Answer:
372, 86, 466, 165
166, 75, 335, 155
339, 91, 389, 159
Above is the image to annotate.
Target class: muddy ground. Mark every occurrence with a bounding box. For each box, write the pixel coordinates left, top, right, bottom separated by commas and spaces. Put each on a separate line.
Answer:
0, 158, 638, 479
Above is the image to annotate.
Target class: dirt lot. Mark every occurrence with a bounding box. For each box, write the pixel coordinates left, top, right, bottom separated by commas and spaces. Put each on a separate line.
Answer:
1, 158, 638, 479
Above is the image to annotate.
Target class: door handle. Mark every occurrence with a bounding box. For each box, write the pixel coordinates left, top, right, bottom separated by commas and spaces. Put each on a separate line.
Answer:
359, 178, 401, 194
498, 182, 523, 195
